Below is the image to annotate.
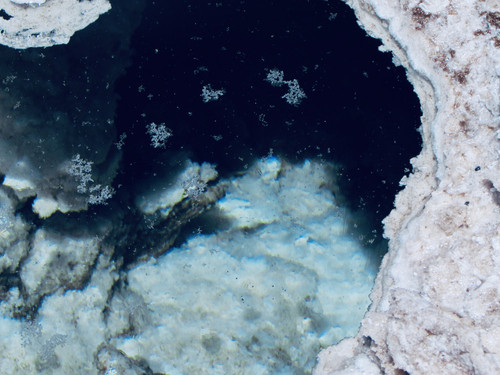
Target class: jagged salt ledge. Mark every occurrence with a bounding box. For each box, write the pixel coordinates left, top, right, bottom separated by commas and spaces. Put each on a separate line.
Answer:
315, 0, 500, 374
0, 0, 111, 49
0, 158, 376, 374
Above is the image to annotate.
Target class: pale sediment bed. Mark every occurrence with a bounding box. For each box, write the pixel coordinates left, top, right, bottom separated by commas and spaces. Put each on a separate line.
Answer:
315, 0, 500, 374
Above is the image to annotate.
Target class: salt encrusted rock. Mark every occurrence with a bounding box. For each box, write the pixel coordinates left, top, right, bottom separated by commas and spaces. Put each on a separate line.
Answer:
10, 0, 46, 4
0, 187, 30, 274
19, 227, 102, 309
0, 253, 118, 373
314, 0, 500, 374
135, 160, 219, 216
0, 0, 111, 49
106, 158, 376, 374
96, 345, 156, 375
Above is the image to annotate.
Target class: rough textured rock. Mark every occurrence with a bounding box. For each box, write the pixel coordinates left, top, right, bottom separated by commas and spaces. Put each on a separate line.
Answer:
314, 0, 500, 374
0, 0, 111, 49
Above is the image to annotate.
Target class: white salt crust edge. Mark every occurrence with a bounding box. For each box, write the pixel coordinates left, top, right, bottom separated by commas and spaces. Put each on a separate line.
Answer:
0, 0, 111, 49
314, 0, 500, 374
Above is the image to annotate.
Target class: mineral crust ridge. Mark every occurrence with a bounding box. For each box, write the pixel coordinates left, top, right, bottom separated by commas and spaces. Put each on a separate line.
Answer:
315, 0, 500, 374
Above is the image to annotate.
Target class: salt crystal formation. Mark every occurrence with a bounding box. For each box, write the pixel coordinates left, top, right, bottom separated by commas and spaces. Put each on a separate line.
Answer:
0, 0, 111, 49
314, 0, 500, 374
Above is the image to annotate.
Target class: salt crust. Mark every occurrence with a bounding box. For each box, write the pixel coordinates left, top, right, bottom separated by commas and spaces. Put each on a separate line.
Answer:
135, 160, 218, 215
0, 0, 111, 49
109, 158, 376, 374
314, 0, 500, 374
20, 228, 100, 296
0, 187, 29, 273
0, 158, 376, 374
0, 253, 117, 374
